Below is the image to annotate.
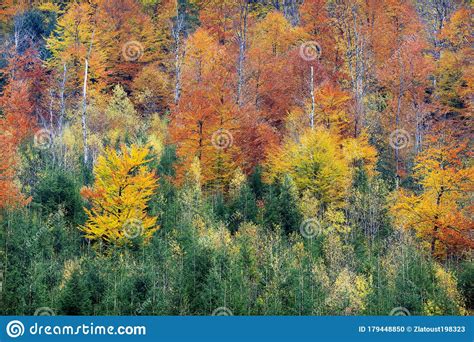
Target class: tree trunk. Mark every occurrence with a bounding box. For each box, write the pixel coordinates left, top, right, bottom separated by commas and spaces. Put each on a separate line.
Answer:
310, 66, 315, 129
198, 121, 203, 161
58, 63, 67, 164
236, 1, 249, 107
81, 21, 96, 167
394, 52, 404, 187
431, 186, 445, 256
82, 59, 89, 166
173, 12, 185, 104
59, 63, 67, 137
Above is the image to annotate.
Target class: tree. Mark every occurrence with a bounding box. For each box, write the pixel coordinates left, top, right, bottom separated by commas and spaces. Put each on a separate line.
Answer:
331, 0, 371, 137
265, 127, 352, 210
432, 6, 473, 139
285, 82, 352, 137
46, 1, 105, 165
131, 62, 172, 116
0, 53, 36, 210
263, 175, 302, 234
80, 144, 159, 246
247, 11, 305, 124
1, 45, 48, 127
199, 0, 240, 45
102, 84, 140, 146
46, 1, 106, 93
170, 28, 240, 189
95, 0, 162, 88
374, 0, 431, 178
0, 128, 30, 209
392, 135, 474, 259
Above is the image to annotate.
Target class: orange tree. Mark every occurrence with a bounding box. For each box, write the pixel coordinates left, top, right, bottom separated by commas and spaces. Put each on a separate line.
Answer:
392, 136, 474, 259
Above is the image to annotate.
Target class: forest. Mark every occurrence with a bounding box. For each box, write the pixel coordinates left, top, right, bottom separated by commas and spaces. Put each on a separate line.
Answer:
0, 0, 472, 316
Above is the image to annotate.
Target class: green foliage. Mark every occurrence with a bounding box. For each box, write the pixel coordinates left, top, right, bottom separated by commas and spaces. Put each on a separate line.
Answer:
0, 208, 83, 315
59, 266, 93, 315
264, 175, 302, 234
0, 0, 471, 319
457, 262, 474, 310
33, 168, 85, 224
0, 182, 468, 315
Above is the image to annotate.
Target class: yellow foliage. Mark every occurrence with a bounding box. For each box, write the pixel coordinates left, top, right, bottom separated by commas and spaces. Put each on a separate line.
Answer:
325, 207, 351, 235
38, 2, 62, 13
423, 299, 443, 316
434, 264, 468, 315
392, 140, 473, 258
266, 127, 351, 209
147, 114, 167, 158
229, 168, 246, 196
250, 11, 306, 56
46, 1, 107, 92
342, 132, 378, 176
298, 190, 322, 220
285, 107, 308, 140
103, 85, 141, 145
80, 144, 158, 246
325, 268, 371, 315
132, 63, 172, 114
440, 8, 473, 50
314, 84, 352, 134
187, 157, 203, 188
59, 259, 80, 290
423, 265, 467, 315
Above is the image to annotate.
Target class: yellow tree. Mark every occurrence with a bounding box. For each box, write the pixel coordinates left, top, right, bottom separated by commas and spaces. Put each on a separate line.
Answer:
434, 6, 473, 139
80, 144, 159, 246
286, 83, 353, 138
46, 1, 107, 92
265, 128, 352, 210
392, 136, 474, 259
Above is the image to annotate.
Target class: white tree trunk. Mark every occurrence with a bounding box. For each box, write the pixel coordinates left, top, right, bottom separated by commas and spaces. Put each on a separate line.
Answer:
173, 13, 185, 104
310, 66, 315, 129
82, 59, 89, 165
236, 1, 249, 107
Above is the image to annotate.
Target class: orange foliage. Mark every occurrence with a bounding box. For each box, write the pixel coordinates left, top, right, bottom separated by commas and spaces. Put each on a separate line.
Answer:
392, 135, 474, 259
0, 64, 36, 209
169, 29, 241, 188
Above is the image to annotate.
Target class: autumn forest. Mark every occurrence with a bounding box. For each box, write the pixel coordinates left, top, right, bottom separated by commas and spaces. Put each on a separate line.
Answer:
0, 0, 472, 316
